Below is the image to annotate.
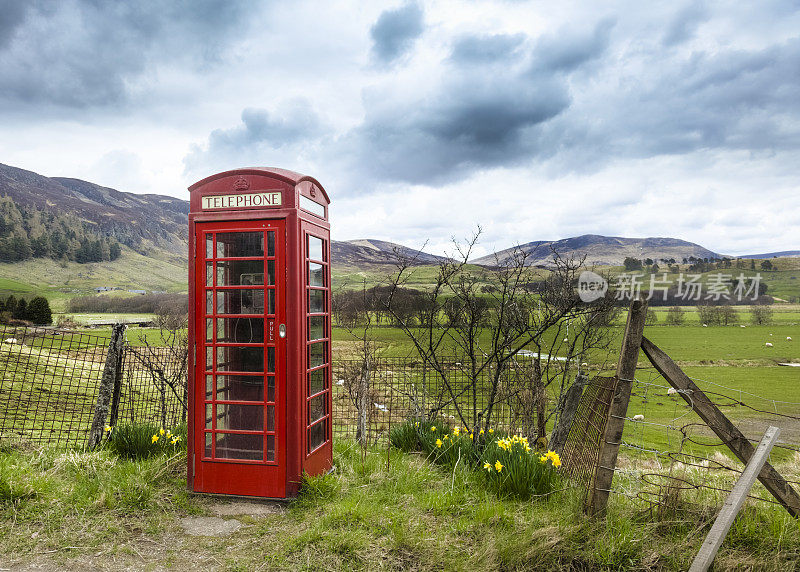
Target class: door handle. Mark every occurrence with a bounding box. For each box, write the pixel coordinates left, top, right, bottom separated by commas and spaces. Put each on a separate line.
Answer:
279, 324, 286, 338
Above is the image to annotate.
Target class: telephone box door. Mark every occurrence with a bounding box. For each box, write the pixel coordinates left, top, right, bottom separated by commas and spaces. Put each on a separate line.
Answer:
193, 220, 286, 497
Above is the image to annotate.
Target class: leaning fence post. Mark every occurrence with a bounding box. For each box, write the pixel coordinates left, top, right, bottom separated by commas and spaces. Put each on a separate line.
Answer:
586, 298, 648, 516
88, 324, 127, 448
550, 372, 589, 454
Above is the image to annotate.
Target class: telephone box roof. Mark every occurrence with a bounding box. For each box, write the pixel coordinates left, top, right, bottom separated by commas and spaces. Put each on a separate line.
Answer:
188, 167, 329, 204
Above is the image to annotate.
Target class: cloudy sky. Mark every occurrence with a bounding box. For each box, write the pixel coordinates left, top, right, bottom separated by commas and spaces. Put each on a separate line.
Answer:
1, 1, 799, 257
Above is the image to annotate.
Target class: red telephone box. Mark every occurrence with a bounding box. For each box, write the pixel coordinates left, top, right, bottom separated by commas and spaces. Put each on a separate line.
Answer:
187, 168, 332, 498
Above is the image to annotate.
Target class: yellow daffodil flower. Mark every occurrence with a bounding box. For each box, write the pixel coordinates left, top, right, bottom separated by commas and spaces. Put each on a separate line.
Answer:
488, 429, 494, 434
494, 461, 503, 472
479, 429, 484, 435
483, 462, 492, 472
431, 426, 436, 432
152, 435, 159, 443
469, 433, 473, 440
103, 425, 112, 433
159, 428, 165, 436
436, 439, 443, 448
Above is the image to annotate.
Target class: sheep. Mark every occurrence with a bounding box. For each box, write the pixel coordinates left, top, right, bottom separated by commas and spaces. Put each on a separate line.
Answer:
788, 337, 793, 341
336, 379, 345, 386
374, 403, 388, 412
632, 414, 645, 421
740, 325, 746, 328
667, 387, 678, 396
702, 324, 708, 327
3, 338, 18, 344
766, 342, 773, 347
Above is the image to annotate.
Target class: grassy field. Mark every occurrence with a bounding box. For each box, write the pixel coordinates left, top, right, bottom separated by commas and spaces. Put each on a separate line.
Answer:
1, 440, 799, 570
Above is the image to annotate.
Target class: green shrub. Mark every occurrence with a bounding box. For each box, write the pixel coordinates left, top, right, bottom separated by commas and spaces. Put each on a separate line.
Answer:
105, 422, 186, 460
480, 435, 561, 500
298, 470, 338, 504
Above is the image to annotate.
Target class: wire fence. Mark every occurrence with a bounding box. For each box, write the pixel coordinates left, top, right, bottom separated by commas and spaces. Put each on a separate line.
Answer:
1, 324, 556, 450
0, 325, 185, 448
603, 369, 800, 515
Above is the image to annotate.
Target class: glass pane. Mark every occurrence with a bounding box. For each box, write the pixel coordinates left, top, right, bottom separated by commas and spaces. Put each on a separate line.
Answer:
214, 317, 264, 343
206, 404, 213, 430
267, 289, 275, 314
267, 231, 275, 257
216, 289, 264, 315
266, 435, 275, 462
206, 374, 213, 399
266, 405, 275, 431
308, 235, 323, 261
216, 260, 263, 286
267, 376, 275, 402
216, 374, 264, 402
308, 262, 324, 287
308, 290, 325, 313
206, 262, 213, 286
308, 368, 326, 395
300, 195, 325, 217
206, 318, 213, 341
206, 234, 213, 259
206, 291, 213, 314
205, 346, 212, 369
205, 432, 212, 457
216, 232, 263, 258
308, 395, 327, 424
308, 421, 326, 453
216, 403, 263, 431
267, 347, 275, 373
307, 342, 327, 369
216, 346, 263, 372
307, 316, 325, 341
215, 433, 263, 461
267, 261, 275, 285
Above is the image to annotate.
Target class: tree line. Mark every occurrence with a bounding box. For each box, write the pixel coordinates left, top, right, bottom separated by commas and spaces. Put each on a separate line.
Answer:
67, 293, 188, 314
0, 196, 122, 263
0, 294, 52, 325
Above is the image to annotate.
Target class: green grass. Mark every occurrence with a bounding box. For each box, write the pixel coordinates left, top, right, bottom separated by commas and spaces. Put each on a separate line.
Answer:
1, 441, 798, 570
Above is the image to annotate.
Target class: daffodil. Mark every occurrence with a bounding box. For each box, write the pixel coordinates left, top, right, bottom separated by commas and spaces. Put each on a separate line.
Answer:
488, 429, 494, 434
103, 425, 112, 433
479, 429, 484, 435
166, 430, 172, 438
171, 438, 179, 445
436, 439, 443, 448
453, 427, 460, 436
483, 462, 492, 472
159, 428, 165, 436
469, 433, 473, 440
431, 426, 436, 432
152, 435, 159, 443
494, 460, 503, 472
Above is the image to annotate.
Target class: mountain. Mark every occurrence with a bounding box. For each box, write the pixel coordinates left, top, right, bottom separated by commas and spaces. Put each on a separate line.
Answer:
0, 162, 188, 256
471, 234, 722, 267
737, 250, 800, 259
332, 239, 448, 267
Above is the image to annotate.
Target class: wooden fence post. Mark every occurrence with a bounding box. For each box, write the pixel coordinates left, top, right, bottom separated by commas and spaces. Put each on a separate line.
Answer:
87, 324, 127, 448
550, 372, 589, 454
641, 336, 800, 518
689, 426, 781, 572
586, 298, 648, 516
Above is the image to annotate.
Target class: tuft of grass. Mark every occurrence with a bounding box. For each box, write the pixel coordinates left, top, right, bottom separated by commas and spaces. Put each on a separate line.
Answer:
104, 422, 186, 460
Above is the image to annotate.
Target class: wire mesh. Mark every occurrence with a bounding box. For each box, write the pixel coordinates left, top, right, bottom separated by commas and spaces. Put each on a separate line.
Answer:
0, 325, 111, 448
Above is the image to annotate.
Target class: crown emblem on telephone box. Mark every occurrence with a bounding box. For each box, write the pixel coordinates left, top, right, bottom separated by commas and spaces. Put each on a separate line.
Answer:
233, 176, 250, 191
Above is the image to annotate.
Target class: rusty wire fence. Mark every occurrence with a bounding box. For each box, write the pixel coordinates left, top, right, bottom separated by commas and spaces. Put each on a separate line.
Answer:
330, 356, 552, 443
1, 324, 565, 450
0, 325, 185, 448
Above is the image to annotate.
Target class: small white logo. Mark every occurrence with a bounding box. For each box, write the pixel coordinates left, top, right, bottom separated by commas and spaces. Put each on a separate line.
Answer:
578, 271, 608, 303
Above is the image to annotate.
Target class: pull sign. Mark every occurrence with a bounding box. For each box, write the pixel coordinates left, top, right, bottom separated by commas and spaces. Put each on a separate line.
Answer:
279, 324, 286, 338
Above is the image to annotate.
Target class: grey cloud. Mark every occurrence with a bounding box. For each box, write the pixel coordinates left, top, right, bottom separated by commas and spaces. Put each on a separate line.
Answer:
0, 0, 250, 111
183, 100, 327, 174
449, 33, 526, 64
531, 19, 614, 73
662, 3, 709, 47
345, 73, 570, 185
0, 0, 30, 49
370, 2, 424, 64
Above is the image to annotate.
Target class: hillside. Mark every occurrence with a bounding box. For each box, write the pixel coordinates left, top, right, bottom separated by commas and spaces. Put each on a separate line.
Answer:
738, 250, 800, 259
0, 162, 187, 256
472, 234, 722, 267
332, 239, 448, 268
